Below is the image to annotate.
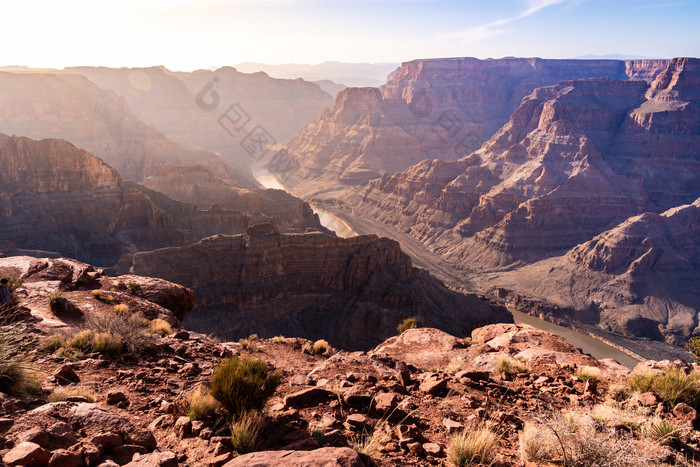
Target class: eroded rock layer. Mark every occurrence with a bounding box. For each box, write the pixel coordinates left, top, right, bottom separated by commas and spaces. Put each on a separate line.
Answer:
116, 224, 512, 350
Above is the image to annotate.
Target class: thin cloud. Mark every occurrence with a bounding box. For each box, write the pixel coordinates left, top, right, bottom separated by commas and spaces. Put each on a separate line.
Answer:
440, 0, 567, 43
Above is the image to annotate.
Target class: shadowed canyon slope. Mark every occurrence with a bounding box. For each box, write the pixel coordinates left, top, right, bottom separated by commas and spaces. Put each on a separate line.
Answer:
116, 223, 512, 350
0, 71, 237, 183
337, 57, 700, 345
69, 66, 333, 168
280, 57, 668, 197
0, 134, 325, 266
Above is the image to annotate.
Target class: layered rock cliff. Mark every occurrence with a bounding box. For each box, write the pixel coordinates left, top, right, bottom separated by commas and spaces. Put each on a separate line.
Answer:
0, 71, 235, 182
281, 57, 668, 198
0, 134, 325, 266
68, 66, 333, 168
116, 224, 512, 350
141, 165, 325, 232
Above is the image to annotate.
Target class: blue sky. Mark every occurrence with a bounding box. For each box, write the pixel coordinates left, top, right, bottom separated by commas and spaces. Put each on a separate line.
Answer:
1, 0, 697, 70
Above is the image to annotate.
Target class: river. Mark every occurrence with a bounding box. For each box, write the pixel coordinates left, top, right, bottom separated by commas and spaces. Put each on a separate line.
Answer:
253, 170, 641, 369
253, 171, 358, 238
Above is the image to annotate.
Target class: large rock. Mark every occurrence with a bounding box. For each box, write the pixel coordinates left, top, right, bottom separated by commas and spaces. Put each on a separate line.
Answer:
117, 224, 512, 350
223, 447, 366, 467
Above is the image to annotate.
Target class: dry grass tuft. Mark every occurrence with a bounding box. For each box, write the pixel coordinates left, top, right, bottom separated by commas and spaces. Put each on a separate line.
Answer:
447, 424, 498, 466
230, 410, 266, 454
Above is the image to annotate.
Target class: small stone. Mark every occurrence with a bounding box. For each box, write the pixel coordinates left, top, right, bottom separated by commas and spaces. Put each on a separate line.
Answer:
207, 452, 232, 467
3, 441, 51, 466
48, 449, 82, 467
344, 414, 367, 429
54, 364, 80, 384
127, 429, 157, 450
90, 432, 123, 451
423, 442, 442, 456
70, 442, 101, 465
419, 377, 448, 395
443, 418, 464, 433
173, 331, 189, 340
674, 402, 697, 425
17, 428, 50, 448
110, 445, 148, 465
175, 416, 192, 438
374, 393, 398, 414
107, 391, 128, 405
407, 442, 424, 455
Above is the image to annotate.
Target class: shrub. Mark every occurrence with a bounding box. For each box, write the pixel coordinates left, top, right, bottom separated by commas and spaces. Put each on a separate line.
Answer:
652, 367, 700, 409
519, 412, 661, 466
495, 355, 529, 376
91, 290, 103, 299
85, 312, 154, 353
239, 338, 250, 350
576, 366, 601, 384
0, 318, 34, 396
40, 334, 67, 353
210, 356, 281, 419
447, 425, 498, 466
184, 385, 221, 420
272, 336, 286, 344
67, 330, 96, 351
313, 339, 332, 356
448, 356, 467, 373
248, 334, 258, 341
113, 304, 129, 315
644, 419, 681, 444
301, 342, 314, 355
397, 317, 417, 333
230, 410, 266, 454
91, 332, 123, 354
148, 319, 172, 337
628, 372, 655, 393
127, 282, 141, 294
48, 292, 82, 317
351, 427, 383, 457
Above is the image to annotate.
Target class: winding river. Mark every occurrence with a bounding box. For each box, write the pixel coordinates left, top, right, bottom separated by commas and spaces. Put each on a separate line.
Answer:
254, 170, 641, 369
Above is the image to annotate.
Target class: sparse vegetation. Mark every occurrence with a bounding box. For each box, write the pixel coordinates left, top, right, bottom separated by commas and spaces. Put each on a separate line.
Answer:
113, 303, 129, 315
519, 412, 660, 466
448, 356, 467, 373
0, 316, 37, 396
49, 387, 96, 403
652, 367, 700, 409
248, 333, 258, 341
210, 356, 281, 419
576, 365, 601, 384
272, 335, 286, 343
644, 419, 681, 444
351, 426, 384, 457
91, 289, 103, 299
397, 317, 417, 333
312, 339, 334, 356
628, 372, 655, 393
230, 410, 266, 454
91, 332, 123, 354
239, 338, 250, 350
127, 282, 141, 294
184, 385, 221, 420
447, 424, 498, 466
48, 291, 82, 316
301, 341, 314, 355
148, 318, 172, 336
495, 355, 529, 376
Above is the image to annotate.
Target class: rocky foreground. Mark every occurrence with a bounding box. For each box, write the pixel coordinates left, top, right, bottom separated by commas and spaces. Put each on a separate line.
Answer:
2, 256, 700, 466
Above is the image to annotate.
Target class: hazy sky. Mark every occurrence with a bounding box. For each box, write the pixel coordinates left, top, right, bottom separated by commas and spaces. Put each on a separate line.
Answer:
2, 0, 697, 70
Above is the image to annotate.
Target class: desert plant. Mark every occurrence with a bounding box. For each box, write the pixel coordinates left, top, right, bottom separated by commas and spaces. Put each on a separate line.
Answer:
495, 355, 529, 376
448, 356, 468, 373
519, 412, 661, 466
48, 387, 96, 403
628, 372, 655, 393
301, 341, 314, 355
239, 338, 250, 350
84, 311, 154, 353
148, 319, 172, 337
652, 367, 700, 409
48, 291, 82, 316
230, 410, 266, 454
644, 419, 681, 444
210, 356, 281, 418
313, 339, 332, 355
447, 425, 498, 466
113, 303, 129, 315
0, 316, 36, 396
40, 334, 67, 353
127, 282, 141, 294
67, 330, 96, 351
248, 334, 258, 341
576, 366, 601, 384
91, 332, 123, 354
607, 382, 630, 402
184, 385, 221, 420
91, 289, 103, 299
397, 317, 417, 333
272, 336, 286, 344
351, 427, 384, 457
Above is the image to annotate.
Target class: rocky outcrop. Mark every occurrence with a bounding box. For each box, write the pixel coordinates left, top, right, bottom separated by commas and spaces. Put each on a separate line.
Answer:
281, 57, 668, 198
141, 165, 325, 232
0, 71, 235, 182
488, 198, 700, 346
68, 66, 333, 168
116, 224, 512, 350
0, 134, 324, 266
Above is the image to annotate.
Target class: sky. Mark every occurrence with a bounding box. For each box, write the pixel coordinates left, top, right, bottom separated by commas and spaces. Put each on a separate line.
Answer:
1, 0, 698, 70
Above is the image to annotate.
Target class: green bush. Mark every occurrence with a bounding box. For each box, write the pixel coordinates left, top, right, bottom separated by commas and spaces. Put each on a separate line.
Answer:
652, 367, 700, 409
210, 356, 281, 418
397, 317, 417, 333
628, 372, 655, 393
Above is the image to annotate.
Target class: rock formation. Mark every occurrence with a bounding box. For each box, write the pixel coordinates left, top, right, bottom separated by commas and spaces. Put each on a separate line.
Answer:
0, 71, 234, 182
116, 224, 512, 349
0, 134, 325, 266
68, 66, 333, 168
141, 165, 324, 232
281, 57, 668, 198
